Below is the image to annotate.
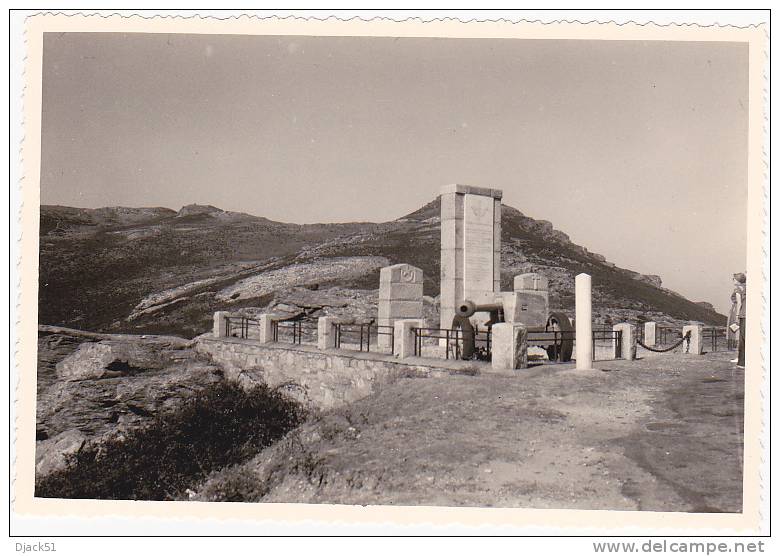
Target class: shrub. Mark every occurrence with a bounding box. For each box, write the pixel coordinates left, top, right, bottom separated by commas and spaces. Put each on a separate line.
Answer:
35, 380, 306, 500
196, 463, 269, 502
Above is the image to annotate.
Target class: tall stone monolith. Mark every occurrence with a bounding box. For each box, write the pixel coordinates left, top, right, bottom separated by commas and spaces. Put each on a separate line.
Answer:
440, 184, 502, 331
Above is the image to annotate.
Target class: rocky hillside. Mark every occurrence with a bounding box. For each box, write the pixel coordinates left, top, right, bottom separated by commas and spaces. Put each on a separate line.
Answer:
38, 199, 726, 338
35, 325, 224, 478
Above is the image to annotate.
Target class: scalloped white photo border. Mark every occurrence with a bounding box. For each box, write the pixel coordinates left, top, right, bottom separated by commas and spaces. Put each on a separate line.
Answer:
10, 10, 770, 535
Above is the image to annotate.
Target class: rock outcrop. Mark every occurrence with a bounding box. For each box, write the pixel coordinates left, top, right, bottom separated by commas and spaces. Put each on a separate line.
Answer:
176, 204, 223, 218
635, 274, 663, 288
36, 327, 224, 479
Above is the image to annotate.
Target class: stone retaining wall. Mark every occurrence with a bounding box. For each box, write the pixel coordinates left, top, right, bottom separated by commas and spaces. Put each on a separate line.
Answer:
195, 337, 480, 411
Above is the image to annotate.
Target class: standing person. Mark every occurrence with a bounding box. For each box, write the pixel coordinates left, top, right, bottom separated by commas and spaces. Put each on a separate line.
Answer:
732, 273, 747, 368
727, 286, 739, 349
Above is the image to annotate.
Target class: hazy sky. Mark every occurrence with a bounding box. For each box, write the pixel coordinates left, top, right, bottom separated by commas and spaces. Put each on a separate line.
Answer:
40, 33, 748, 314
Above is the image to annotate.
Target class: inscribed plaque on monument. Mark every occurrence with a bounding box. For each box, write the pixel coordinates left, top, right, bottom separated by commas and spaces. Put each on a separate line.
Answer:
463, 194, 495, 296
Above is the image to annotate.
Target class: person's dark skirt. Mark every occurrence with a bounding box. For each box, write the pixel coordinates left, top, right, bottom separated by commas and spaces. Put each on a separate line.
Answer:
738, 317, 746, 367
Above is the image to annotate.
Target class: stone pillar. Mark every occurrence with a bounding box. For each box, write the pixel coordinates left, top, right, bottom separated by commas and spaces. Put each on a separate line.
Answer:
440, 184, 502, 332
317, 317, 338, 350
682, 323, 704, 354
393, 318, 424, 359
213, 311, 232, 338
613, 323, 637, 360
644, 322, 657, 347
491, 323, 528, 370
575, 273, 593, 370
257, 314, 276, 343
378, 264, 423, 348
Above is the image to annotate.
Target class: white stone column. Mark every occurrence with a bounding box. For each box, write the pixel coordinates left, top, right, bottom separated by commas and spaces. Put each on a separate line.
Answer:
613, 323, 637, 360
682, 323, 704, 355
575, 273, 593, 370
317, 317, 338, 350
258, 314, 276, 344
491, 323, 528, 370
644, 322, 657, 347
213, 311, 231, 338
393, 318, 424, 359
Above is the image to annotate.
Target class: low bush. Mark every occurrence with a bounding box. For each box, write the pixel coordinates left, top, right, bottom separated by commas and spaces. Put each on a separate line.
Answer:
35, 380, 306, 500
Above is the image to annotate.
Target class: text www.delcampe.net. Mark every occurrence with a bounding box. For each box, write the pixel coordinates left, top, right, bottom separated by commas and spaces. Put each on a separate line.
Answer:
593, 540, 766, 554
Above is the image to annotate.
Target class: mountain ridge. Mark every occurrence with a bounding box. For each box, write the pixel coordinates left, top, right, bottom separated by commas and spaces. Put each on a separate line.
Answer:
38, 198, 726, 338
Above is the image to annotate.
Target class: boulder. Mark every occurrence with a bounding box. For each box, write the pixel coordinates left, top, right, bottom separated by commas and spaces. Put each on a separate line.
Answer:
35, 429, 86, 477
55, 340, 171, 380
55, 342, 116, 380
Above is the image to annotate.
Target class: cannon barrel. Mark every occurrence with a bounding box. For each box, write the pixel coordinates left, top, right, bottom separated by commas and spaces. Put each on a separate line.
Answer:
452, 298, 574, 362
455, 300, 504, 319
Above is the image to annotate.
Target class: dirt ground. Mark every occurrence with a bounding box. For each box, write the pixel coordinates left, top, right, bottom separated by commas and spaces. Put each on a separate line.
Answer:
196, 350, 744, 512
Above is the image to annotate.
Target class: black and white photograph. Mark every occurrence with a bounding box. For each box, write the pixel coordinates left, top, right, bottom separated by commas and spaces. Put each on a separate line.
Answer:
12, 11, 769, 536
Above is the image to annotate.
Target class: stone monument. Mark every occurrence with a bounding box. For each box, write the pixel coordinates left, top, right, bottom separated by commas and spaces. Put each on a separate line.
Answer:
378, 264, 424, 348
505, 273, 549, 328
440, 184, 502, 331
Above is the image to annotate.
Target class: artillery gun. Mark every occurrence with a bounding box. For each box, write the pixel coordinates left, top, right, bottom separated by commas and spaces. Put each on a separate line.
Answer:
449, 273, 574, 362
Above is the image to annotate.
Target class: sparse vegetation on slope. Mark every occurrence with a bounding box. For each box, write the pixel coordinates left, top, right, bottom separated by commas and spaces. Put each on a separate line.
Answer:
35, 381, 305, 500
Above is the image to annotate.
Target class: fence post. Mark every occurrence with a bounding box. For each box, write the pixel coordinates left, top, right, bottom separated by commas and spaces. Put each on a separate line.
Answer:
643, 322, 657, 347
213, 311, 231, 338
491, 323, 528, 370
393, 319, 424, 358
317, 317, 338, 350
613, 323, 637, 360
682, 323, 704, 355
257, 314, 276, 343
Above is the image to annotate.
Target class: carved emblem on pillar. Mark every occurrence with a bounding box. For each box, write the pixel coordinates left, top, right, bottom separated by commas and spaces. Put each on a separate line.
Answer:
400, 268, 417, 283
